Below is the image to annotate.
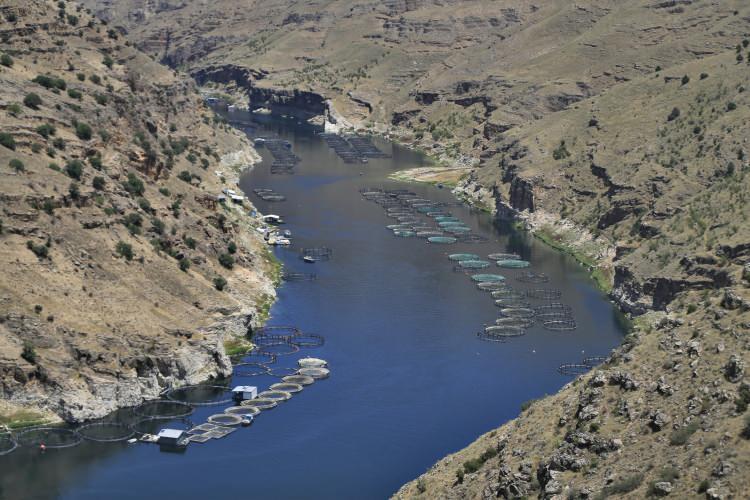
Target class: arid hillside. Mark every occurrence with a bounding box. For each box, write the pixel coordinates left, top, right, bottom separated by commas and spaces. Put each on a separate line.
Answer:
53, 0, 750, 497
0, 0, 275, 425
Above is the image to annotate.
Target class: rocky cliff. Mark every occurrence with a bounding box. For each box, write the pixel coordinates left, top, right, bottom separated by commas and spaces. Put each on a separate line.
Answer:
0, 0, 275, 424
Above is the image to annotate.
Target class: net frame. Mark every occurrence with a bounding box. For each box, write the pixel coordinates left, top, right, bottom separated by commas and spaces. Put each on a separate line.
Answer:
164, 385, 233, 407
240, 398, 278, 410
557, 363, 591, 376
495, 317, 534, 329
233, 362, 272, 377
516, 271, 550, 284
254, 325, 300, 337
487, 253, 521, 261
298, 367, 330, 379
298, 357, 328, 368
133, 400, 194, 419
471, 274, 506, 283
427, 236, 458, 244
267, 366, 300, 378
494, 298, 532, 309
476, 281, 510, 291
582, 356, 608, 367
498, 307, 536, 319
290, 333, 325, 348
448, 253, 480, 261
239, 350, 277, 365
282, 375, 315, 386
458, 260, 491, 269
481, 325, 527, 338
491, 290, 525, 300
224, 406, 261, 417
0, 432, 18, 456
542, 319, 577, 331
270, 383, 304, 394
207, 413, 244, 426
77, 422, 136, 443
256, 341, 300, 356
281, 272, 317, 282
525, 289, 562, 300
495, 259, 531, 269
15, 427, 82, 449
458, 234, 489, 243
257, 390, 293, 402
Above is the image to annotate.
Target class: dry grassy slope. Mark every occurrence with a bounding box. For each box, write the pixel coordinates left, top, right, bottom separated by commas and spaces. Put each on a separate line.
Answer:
0, 0, 274, 424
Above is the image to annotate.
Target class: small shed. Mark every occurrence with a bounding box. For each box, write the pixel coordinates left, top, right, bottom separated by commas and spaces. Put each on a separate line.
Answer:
157, 429, 186, 446
232, 385, 258, 402
230, 194, 245, 204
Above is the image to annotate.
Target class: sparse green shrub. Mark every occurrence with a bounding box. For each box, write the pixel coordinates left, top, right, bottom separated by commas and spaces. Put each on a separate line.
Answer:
697, 479, 711, 494
186, 152, 197, 164
740, 414, 750, 439
727, 102, 737, 111
669, 420, 700, 445
76, 73, 85, 81
24, 93, 42, 109
218, 253, 234, 269
9, 158, 24, 172
95, 93, 108, 105
736, 384, 750, 412
123, 212, 142, 235
68, 182, 80, 200
700, 73, 708, 80
227, 242, 237, 254
89, 74, 101, 85
552, 140, 570, 160
158, 187, 170, 196
122, 172, 144, 196
600, 474, 643, 496
75, 122, 92, 140
455, 469, 464, 484
138, 197, 151, 212
150, 218, 165, 235
179, 259, 190, 272
0, 54, 13, 67
687, 304, 697, 314
184, 236, 196, 249
67, 88, 82, 100
0, 133, 16, 150
52, 137, 65, 150
33, 74, 66, 90
21, 342, 37, 364
7, 103, 21, 116
681, 75, 690, 85
177, 170, 192, 183
213, 276, 227, 291
92, 176, 105, 190
26, 240, 49, 259
65, 160, 83, 180
116, 241, 133, 261
667, 107, 680, 121
102, 55, 114, 69
36, 123, 56, 139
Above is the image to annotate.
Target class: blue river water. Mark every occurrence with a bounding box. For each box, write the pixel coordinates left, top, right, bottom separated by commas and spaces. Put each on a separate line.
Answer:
1, 113, 625, 500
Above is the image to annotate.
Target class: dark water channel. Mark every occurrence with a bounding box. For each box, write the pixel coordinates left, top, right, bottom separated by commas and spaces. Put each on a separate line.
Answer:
1, 113, 626, 500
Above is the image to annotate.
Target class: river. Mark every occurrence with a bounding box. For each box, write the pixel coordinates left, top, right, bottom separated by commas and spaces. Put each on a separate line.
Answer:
0, 112, 626, 500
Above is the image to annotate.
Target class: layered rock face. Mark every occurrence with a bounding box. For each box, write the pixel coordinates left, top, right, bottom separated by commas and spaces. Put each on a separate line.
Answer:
0, 0, 275, 423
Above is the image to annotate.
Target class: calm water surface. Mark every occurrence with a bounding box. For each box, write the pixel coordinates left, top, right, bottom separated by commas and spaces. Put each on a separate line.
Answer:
0, 113, 625, 500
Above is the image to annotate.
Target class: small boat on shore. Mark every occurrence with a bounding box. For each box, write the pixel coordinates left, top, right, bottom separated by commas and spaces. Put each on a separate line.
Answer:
303, 256, 316, 263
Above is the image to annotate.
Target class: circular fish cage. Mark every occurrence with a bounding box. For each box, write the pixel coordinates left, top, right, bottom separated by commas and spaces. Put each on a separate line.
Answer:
165, 385, 233, 407
443, 226, 472, 234
224, 406, 261, 418
535, 312, 574, 323
438, 221, 468, 228
254, 325, 300, 338
282, 272, 317, 282
498, 307, 536, 319
396, 216, 421, 224
471, 273, 505, 283
300, 247, 333, 260
233, 362, 272, 377
290, 333, 325, 348
542, 319, 577, 331
270, 382, 304, 394
416, 231, 444, 238
582, 356, 608, 367
282, 375, 315, 386
15, 427, 82, 449
425, 211, 451, 218
478, 325, 527, 340
495, 259, 531, 269
254, 334, 294, 347
258, 341, 300, 356
458, 260, 491, 269
298, 367, 330, 379
446, 254, 477, 262
239, 350, 277, 365
458, 234, 489, 244
491, 290, 525, 300
495, 317, 534, 329
298, 357, 328, 368
427, 236, 457, 244
393, 230, 417, 238
487, 253, 521, 261
77, 422, 136, 443
525, 288, 562, 300
558, 364, 591, 376
267, 366, 300, 378
0, 432, 18, 456
207, 413, 244, 427
435, 216, 462, 223
534, 303, 573, 314
241, 398, 278, 411
516, 271, 550, 284
476, 281, 510, 291
258, 390, 292, 402
386, 224, 413, 230
494, 298, 532, 309
134, 400, 194, 419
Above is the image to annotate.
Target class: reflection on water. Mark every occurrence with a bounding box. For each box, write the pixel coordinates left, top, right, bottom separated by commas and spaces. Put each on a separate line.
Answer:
1, 113, 626, 500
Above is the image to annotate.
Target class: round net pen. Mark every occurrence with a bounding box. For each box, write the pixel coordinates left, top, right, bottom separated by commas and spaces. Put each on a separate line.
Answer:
477, 325, 526, 342
282, 375, 315, 386
267, 366, 300, 378
207, 413, 244, 427
290, 333, 325, 348
496, 317, 534, 329
224, 406, 261, 418
534, 303, 573, 315
416, 230, 444, 238
165, 385, 233, 407
471, 273, 505, 283
298, 367, 330, 379
557, 363, 591, 376
241, 398, 278, 411
458, 234, 489, 244
491, 290, 525, 300
458, 260, 491, 269
428, 236, 458, 244
498, 307, 536, 319
239, 350, 277, 365
257, 341, 300, 356
133, 400, 193, 419
77, 422, 136, 443
516, 271, 550, 284
435, 216, 462, 223
258, 390, 293, 402
535, 311, 574, 323
496, 259, 531, 269
494, 298, 532, 309
298, 357, 328, 368
15, 427, 82, 449
476, 281, 510, 291
393, 230, 417, 238
449, 253, 480, 262
270, 382, 304, 394
254, 334, 295, 347
254, 325, 300, 338
525, 289, 562, 300
542, 319, 577, 331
